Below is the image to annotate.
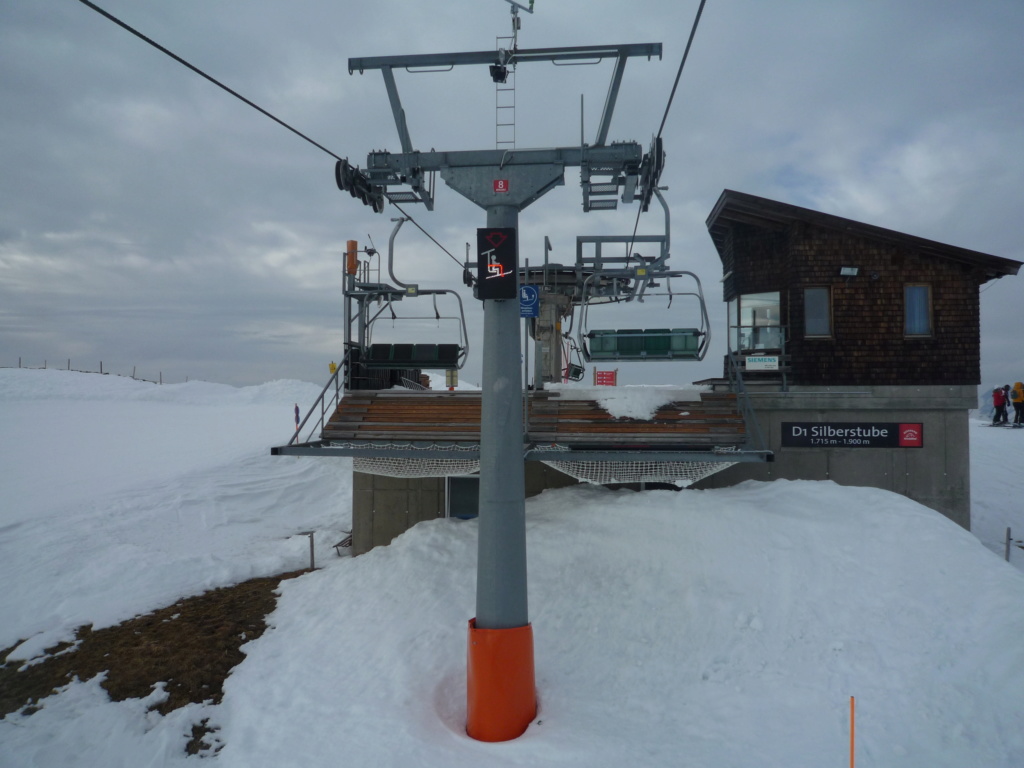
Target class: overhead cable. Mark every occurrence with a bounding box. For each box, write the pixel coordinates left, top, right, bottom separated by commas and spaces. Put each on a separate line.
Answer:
628, 0, 708, 259
656, 0, 708, 140
75, 0, 465, 273
391, 202, 465, 270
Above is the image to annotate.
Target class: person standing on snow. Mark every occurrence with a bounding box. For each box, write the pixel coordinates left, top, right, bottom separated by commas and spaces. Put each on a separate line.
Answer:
992, 387, 1008, 425
295, 403, 301, 432
1010, 382, 1024, 427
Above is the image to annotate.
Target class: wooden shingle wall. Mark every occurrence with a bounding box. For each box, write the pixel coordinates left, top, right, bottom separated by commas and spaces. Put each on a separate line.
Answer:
725, 221, 984, 386
721, 224, 788, 300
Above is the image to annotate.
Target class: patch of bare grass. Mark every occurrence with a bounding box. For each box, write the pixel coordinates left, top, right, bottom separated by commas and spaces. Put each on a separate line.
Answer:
0, 569, 307, 725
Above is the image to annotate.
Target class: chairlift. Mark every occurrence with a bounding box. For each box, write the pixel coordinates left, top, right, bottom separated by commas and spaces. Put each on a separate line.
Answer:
573, 189, 711, 363
578, 277, 710, 363
364, 293, 469, 370
562, 335, 585, 382
348, 218, 470, 372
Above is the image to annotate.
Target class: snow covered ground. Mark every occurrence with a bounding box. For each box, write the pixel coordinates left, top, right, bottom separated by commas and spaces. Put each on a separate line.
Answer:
2, 368, 1023, 767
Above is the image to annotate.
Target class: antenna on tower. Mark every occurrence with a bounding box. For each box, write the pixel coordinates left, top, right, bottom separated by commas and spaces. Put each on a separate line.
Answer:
503, 0, 535, 19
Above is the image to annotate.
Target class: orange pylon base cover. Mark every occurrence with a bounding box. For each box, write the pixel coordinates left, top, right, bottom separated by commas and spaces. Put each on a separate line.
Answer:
466, 619, 537, 742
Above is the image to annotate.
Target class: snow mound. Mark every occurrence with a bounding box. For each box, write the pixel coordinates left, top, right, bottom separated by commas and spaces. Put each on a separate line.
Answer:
3, 368, 1024, 766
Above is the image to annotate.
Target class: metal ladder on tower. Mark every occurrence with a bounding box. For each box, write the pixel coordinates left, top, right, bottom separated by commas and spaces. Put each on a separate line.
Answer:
495, 34, 516, 149
495, 0, 533, 149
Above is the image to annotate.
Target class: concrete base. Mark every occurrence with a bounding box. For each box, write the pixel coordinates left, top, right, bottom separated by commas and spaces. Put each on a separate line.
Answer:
351, 463, 580, 556
351, 473, 446, 556
349, 383, 973, 547
692, 384, 974, 529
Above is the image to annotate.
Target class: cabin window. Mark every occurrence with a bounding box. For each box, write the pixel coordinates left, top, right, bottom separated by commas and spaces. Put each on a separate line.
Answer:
804, 287, 832, 337
904, 284, 932, 336
728, 291, 782, 351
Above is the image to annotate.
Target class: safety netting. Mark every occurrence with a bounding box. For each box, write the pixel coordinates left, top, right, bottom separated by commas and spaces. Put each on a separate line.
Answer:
345, 442, 481, 478
536, 458, 736, 487
532, 444, 737, 487
343, 441, 739, 486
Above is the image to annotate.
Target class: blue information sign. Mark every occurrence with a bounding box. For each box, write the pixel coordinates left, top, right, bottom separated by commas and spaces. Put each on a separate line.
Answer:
520, 285, 539, 318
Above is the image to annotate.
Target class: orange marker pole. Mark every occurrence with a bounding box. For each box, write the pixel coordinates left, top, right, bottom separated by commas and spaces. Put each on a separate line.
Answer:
850, 696, 855, 768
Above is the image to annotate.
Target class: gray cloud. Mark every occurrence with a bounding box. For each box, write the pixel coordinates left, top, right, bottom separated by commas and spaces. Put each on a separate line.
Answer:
1, 0, 1020, 389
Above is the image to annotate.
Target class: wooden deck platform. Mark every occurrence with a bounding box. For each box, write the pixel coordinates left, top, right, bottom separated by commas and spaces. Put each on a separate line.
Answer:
320, 389, 748, 449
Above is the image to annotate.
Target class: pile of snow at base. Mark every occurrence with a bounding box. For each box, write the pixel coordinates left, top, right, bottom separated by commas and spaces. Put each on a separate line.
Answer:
214, 481, 1024, 768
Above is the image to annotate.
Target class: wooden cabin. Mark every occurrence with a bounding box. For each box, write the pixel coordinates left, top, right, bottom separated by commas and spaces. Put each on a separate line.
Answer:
694, 190, 1021, 527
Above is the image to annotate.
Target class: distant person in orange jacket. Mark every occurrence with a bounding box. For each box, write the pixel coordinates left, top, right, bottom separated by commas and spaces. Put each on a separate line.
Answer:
1010, 382, 1024, 428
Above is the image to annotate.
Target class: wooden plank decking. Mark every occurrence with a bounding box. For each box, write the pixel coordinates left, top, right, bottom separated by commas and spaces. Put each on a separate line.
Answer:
321, 390, 747, 448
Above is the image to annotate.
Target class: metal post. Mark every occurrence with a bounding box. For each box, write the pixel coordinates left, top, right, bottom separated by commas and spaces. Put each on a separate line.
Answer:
533, 339, 542, 389
476, 204, 528, 629
343, 267, 355, 390
299, 530, 316, 570
1006, 527, 1012, 562
523, 258, 530, 381
467, 203, 536, 743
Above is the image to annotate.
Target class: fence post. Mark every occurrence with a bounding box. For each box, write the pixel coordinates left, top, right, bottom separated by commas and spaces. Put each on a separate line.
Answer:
1006, 527, 1012, 562
850, 696, 855, 768
299, 531, 315, 570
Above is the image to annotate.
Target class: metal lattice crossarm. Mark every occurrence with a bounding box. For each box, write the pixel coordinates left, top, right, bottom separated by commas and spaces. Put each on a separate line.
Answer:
348, 43, 662, 77
347, 43, 664, 213
363, 145, 648, 212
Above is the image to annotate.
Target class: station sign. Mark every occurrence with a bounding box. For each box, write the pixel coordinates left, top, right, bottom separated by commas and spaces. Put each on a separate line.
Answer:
782, 422, 924, 448
746, 355, 779, 371
477, 227, 517, 300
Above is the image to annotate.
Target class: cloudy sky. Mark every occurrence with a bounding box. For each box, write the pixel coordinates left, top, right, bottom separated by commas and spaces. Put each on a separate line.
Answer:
2, 0, 1021, 390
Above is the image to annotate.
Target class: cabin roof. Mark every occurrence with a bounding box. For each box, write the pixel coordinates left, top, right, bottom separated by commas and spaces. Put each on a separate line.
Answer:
706, 189, 1021, 283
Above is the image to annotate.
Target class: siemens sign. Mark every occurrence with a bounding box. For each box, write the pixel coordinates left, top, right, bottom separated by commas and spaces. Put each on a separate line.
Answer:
782, 422, 924, 448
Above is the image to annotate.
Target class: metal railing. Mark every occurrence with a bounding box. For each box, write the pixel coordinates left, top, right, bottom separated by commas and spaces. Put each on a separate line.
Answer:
725, 341, 769, 453
288, 352, 347, 447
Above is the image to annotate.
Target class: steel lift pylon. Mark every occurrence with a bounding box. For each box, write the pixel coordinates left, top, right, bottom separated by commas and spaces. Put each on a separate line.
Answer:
343, 36, 664, 743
